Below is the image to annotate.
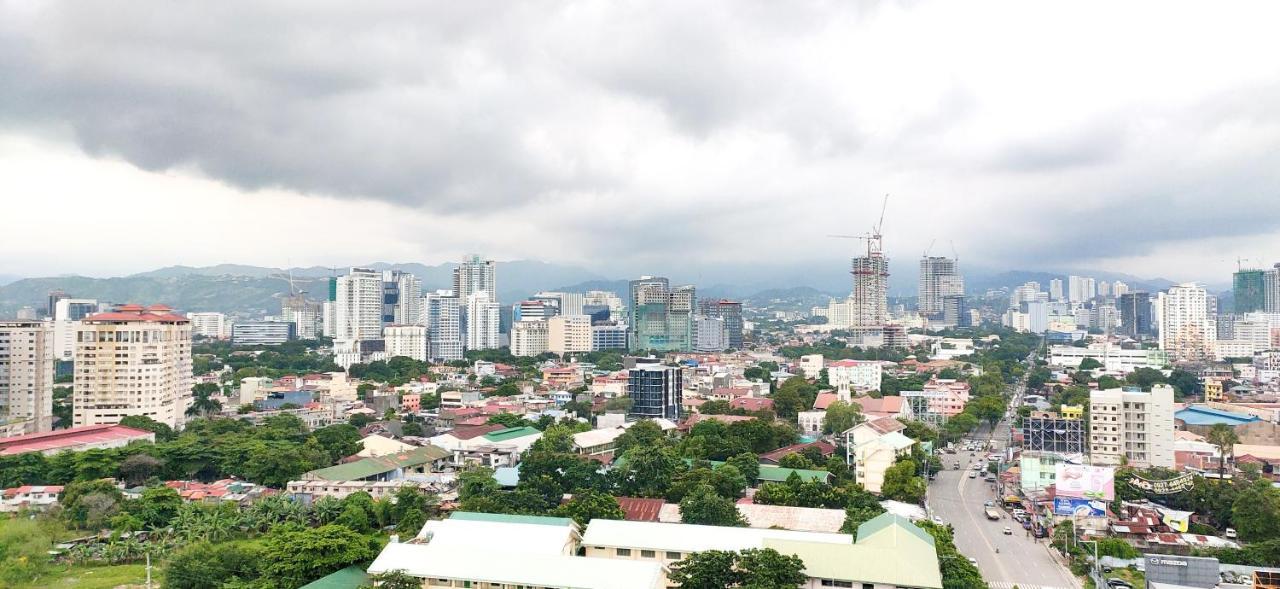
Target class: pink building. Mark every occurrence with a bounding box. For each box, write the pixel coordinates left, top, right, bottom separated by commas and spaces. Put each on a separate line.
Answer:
920, 378, 971, 417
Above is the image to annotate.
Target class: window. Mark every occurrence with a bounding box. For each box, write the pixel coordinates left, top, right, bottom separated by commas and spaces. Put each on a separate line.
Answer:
616, 548, 631, 557
666, 551, 681, 560
641, 550, 655, 558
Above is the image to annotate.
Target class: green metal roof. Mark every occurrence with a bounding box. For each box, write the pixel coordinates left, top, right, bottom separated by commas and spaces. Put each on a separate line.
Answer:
304, 444, 449, 481
482, 426, 542, 442
298, 565, 369, 589
763, 538, 942, 589
449, 511, 575, 527
855, 512, 935, 547
757, 465, 832, 483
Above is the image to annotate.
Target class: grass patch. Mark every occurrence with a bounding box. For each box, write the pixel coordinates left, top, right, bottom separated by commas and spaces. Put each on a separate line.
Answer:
12, 563, 161, 589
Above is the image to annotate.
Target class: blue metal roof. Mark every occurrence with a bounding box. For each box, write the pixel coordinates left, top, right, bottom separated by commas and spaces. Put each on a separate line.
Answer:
1175, 406, 1260, 426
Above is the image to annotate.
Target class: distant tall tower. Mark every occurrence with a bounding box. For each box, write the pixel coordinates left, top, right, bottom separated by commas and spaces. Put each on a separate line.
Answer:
1158, 284, 1215, 362
918, 256, 964, 319
335, 268, 383, 342
851, 254, 889, 326
453, 255, 496, 302
1235, 267, 1267, 313
1049, 279, 1064, 302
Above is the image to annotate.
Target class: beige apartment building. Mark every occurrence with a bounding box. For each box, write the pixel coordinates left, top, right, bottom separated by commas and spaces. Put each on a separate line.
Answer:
74, 305, 193, 429
549, 314, 592, 355
0, 320, 55, 434
1089, 385, 1175, 468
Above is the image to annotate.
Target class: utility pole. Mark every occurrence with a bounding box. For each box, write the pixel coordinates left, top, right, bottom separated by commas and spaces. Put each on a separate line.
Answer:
146, 552, 153, 589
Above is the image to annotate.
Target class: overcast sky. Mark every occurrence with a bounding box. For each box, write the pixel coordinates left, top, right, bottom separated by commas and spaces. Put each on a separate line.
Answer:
2, 1, 1279, 282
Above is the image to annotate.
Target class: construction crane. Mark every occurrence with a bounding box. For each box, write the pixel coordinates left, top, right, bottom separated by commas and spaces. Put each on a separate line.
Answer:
923, 239, 936, 258
828, 194, 890, 257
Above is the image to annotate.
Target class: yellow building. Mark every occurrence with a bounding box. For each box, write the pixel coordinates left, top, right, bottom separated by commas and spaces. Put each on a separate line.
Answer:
1204, 379, 1224, 403
1061, 404, 1084, 420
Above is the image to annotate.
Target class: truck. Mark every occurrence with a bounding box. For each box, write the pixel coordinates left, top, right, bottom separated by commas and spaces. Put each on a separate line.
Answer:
984, 507, 1001, 521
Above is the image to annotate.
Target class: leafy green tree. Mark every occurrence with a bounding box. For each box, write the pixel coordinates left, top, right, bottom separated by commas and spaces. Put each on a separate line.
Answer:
557, 490, 625, 526
364, 570, 421, 589
968, 395, 1006, 426
257, 525, 380, 589
725, 452, 759, 482
487, 413, 529, 428
61, 479, 124, 529
839, 504, 886, 533
163, 540, 264, 589
187, 383, 223, 417
1233, 479, 1280, 541
1077, 357, 1103, 370
668, 548, 806, 588
822, 399, 863, 434
1126, 367, 1167, 391
679, 484, 746, 527
881, 459, 926, 504
1168, 368, 1203, 399
669, 549, 740, 589
604, 396, 634, 412
118, 453, 163, 486
119, 415, 177, 442
1207, 423, 1240, 480
777, 453, 816, 470
736, 547, 807, 587
615, 419, 667, 455
135, 485, 184, 529
458, 467, 500, 501
918, 521, 987, 589
312, 424, 363, 462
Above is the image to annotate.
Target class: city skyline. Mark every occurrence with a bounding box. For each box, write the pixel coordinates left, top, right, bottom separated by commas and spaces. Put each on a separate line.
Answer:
3, 2, 1280, 281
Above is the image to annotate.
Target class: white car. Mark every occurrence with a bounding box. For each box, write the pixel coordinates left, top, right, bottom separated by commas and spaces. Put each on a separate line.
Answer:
932, 516, 945, 525
969, 471, 978, 478
1225, 528, 1238, 539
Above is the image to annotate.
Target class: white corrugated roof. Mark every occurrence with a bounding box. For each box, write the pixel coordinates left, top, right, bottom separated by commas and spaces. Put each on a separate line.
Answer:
581, 519, 852, 553
573, 426, 626, 448
368, 543, 665, 589
413, 518, 576, 555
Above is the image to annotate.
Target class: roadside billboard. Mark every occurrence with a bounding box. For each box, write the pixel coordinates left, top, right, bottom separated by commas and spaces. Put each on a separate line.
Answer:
1055, 464, 1115, 500
1053, 497, 1107, 517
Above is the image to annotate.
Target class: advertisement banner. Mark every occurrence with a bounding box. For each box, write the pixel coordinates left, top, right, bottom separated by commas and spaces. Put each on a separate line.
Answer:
1053, 497, 1107, 517
1130, 473, 1195, 495
1162, 510, 1191, 533
1055, 464, 1115, 500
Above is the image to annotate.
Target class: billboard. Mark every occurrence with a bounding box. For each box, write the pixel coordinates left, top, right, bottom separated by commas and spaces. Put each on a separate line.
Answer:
1053, 497, 1107, 517
1055, 464, 1115, 500
1145, 555, 1220, 589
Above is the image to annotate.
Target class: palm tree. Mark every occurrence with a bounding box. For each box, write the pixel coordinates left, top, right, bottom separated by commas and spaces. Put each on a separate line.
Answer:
1206, 423, 1240, 480
186, 388, 222, 417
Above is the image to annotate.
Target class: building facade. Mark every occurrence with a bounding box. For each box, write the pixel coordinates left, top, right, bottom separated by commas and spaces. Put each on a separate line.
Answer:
918, 256, 964, 318
335, 268, 384, 343
591, 323, 629, 351
188, 312, 230, 340
231, 320, 295, 346
511, 320, 550, 357
1235, 269, 1267, 314
453, 255, 496, 302
827, 360, 883, 392
422, 291, 463, 362
0, 320, 55, 433
549, 315, 591, 356
384, 325, 428, 362
698, 299, 744, 349
1118, 291, 1153, 338
464, 292, 500, 351
1088, 385, 1174, 468
1158, 284, 1215, 362
627, 363, 682, 420
851, 252, 889, 326
628, 277, 695, 352
73, 305, 193, 429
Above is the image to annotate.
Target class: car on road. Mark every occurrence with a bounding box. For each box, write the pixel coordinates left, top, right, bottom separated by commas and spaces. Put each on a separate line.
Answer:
968, 557, 978, 566
1107, 579, 1134, 589
972, 463, 983, 470
984, 500, 995, 507
984, 507, 1001, 520
953, 462, 961, 469
1003, 526, 1012, 535
932, 516, 945, 525
969, 471, 978, 479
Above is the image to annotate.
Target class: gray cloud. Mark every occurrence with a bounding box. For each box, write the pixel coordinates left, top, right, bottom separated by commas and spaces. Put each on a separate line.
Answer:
2, 1, 1280, 280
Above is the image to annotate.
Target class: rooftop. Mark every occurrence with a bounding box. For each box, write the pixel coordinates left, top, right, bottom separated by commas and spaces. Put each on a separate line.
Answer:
303, 445, 448, 481
0, 424, 154, 456
368, 543, 665, 589
482, 426, 542, 442
581, 519, 851, 553
448, 511, 575, 528
298, 565, 369, 589
1174, 405, 1261, 426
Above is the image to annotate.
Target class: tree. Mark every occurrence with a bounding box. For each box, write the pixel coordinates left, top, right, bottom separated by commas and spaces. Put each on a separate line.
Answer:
257, 525, 380, 589
119, 453, 163, 486
312, 424, 363, 463
1207, 423, 1240, 480
187, 383, 223, 417
163, 541, 264, 589
61, 479, 124, 529
136, 485, 184, 529
840, 504, 886, 533
669, 550, 740, 589
1168, 368, 1203, 399
668, 548, 806, 589
487, 413, 528, 428
557, 490, 625, 526
119, 415, 177, 442
822, 400, 863, 434
918, 521, 987, 589
725, 452, 759, 483
604, 396, 634, 412
777, 453, 815, 470
1126, 367, 1166, 391
1077, 357, 1103, 371
615, 419, 667, 455
365, 570, 421, 589
881, 459, 926, 504
1233, 479, 1280, 541
401, 421, 425, 437
969, 395, 1005, 426
614, 445, 681, 498
735, 548, 807, 587
458, 467, 500, 501
679, 484, 746, 527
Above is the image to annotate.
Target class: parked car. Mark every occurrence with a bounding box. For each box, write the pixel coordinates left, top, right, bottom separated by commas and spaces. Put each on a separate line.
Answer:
933, 516, 945, 525
984, 500, 995, 507
1107, 578, 1133, 589
968, 557, 978, 566
969, 471, 978, 479
1003, 526, 1012, 535
1225, 528, 1238, 539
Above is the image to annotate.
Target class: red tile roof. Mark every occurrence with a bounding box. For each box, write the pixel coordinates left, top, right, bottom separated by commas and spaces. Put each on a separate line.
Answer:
730, 397, 774, 412
851, 396, 905, 415
0, 425, 154, 455
85, 304, 188, 323
759, 441, 837, 464
813, 392, 839, 410
447, 424, 506, 440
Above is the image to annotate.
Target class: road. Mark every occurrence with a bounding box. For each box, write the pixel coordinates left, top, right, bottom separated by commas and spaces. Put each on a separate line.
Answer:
930, 461, 1077, 589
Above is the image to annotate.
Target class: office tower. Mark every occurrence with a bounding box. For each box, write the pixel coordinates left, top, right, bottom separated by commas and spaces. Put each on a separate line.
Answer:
453, 255, 496, 302
942, 294, 968, 327
851, 251, 889, 326
514, 299, 559, 322
46, 290, 69, 319
1049, 279, 1064, 302
463, 292, 500, 351
384, 324, 428, 362
548, 315, 591, 356
693, 315, 728, 352
918, 256, 964, 318
423, 291, 462, 362
511, 319, 550, 356
534, 291, 584, 316
322, 276, 338, 338
52, 298, 101, 361
628, 277, 695, 351
335, 268, 383, 342
188, 312, 230, 339
591, 323, 629, 351
1091, 304, 1119, 332
74, 305, 192, 429
281, 295, 322, 339
1112, 281, 1129, 297
584, 290, 626, 320
1266, 265, 1280, 313
382, 270, 422, 325
1234, 268, 1267, 314
231, 320, 296, 346
698, 299, 744, 349
1010, 282, 1042, 309
0, 320, 54, 433
1158, 284, 1215, 362
1098, 281, 1112, 298
1089, 385, 1174, 468
1083, 277, 1096, 301
1118, 292, 1152, 338
627, 361, 682, 420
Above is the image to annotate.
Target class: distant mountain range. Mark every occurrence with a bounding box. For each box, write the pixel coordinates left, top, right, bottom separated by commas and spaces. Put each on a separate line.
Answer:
0, 261, 1202, 317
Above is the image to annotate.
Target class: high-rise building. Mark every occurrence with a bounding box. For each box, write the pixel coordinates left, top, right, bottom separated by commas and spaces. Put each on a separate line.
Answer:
52, 298, 101, 361
534, 291, 584, 316
1112, 281, 1129, 297
384, 324, 428, 362
584, 291, 626, 321
591, 323, 629, 351
231, 320, 296, 346
46, 290, 69, 319
1049, 279, 1064, 302
628, 277, 695, 351
1234, 268, 1267, 314
453, 255, 496, 302
463, 292, 500, 351
942, 294, 969, 327
422, 291, 462, 362
188, 312, 230, 340
1157, 284, 1216, 362
698, 299, 744, 349
918, 256, 964, 318
281, 294, 323, 339
514, 300, 558, 322
74, 305, 192, 429
693, 315, 727, 352
0, 320, 54, 433
627, 361, 682, 420
335, 268, 384, 342
1098, 281, 1112, 298
1089, 385, 1174, 468
511, 319, 550, 357
851, 251, 889, 326
548, 315, 591, 356
382, 270, 422, 325
1118, 291, 1152, 338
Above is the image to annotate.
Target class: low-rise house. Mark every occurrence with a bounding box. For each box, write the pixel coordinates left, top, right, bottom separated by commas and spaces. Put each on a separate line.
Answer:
356, 434, 416, 458
287, 479, 448, 503
844, 418, 917, 494
0, 425, 154, 456
1, 485, 63, 512
302, 445, 450, 482
759, 440, 837, 465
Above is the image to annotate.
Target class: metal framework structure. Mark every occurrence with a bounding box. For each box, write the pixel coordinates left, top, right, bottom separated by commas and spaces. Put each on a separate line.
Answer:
1021, 414, 1085, 454
899, 390, 946, 428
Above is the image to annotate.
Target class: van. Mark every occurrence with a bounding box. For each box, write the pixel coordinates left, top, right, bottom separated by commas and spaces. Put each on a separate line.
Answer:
1225, 528, 1238, 539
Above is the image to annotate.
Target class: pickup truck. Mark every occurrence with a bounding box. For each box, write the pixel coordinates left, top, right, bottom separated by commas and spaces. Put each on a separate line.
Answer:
984, 507, 1001, 521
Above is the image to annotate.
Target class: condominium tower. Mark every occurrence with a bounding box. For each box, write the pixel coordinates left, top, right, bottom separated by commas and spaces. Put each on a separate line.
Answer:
1088, 385, 1174, 469
1157, 284, 1215, 362
628, 277, 695, 352
918, 256, 964, 319
0, 320, 55, 433
73, 305, 192, 429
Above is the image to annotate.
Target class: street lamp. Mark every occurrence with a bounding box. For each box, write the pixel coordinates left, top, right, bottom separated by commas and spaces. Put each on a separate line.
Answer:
1078, 538, 1101, 586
